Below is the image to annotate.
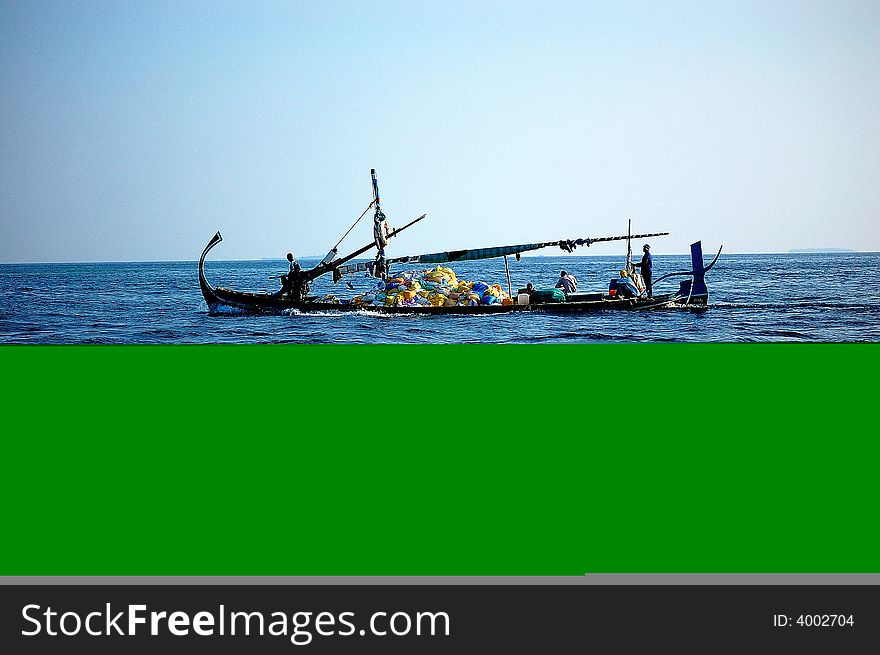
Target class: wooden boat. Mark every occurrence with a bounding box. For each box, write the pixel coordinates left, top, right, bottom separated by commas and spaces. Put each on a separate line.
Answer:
199, 171, 720, 315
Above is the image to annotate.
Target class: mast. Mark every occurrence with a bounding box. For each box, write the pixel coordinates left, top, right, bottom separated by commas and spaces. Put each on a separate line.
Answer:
626, 219, 633, 275
371, 168, 381, 211
371, 168, 390, 278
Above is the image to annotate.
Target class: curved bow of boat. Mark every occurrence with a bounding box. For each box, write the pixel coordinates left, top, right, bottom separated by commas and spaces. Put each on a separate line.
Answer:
199, 231, 223, 309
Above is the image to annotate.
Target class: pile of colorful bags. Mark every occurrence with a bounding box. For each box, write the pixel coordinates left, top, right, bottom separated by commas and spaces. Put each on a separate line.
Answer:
349, 266, 513, 308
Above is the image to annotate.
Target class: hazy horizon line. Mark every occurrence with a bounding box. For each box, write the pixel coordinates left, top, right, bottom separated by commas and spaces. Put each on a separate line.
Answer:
1, 250, 875, 266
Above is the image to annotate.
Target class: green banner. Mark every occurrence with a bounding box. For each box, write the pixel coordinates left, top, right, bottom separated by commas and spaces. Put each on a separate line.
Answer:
1, 344, 877, 575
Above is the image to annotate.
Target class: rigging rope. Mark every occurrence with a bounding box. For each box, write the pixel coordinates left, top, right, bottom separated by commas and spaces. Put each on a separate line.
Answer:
331, 200, 376, 252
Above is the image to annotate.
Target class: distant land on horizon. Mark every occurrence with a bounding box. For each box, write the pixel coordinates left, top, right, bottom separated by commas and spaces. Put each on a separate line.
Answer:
788, 248, 855, 253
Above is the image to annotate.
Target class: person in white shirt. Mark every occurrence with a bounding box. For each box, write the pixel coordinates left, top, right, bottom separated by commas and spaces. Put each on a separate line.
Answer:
555, 270, 578, 295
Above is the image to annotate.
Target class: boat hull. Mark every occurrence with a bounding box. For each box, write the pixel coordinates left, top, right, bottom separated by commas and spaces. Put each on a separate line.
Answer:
199, 231, 708, 316
202, 284, 682, 315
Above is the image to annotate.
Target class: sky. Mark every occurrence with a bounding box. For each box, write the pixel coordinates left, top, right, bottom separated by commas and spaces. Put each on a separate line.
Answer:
1, 0, 878, 263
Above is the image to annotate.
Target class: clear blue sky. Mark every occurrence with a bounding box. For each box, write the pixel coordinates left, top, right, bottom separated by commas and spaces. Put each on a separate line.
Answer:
1, 0, 878, 262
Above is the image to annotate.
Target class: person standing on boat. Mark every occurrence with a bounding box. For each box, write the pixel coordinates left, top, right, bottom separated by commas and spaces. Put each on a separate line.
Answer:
633, 244, 653, 298
281, 252, 299, 291
276, 252, 309, 300
555, 270, 578, 295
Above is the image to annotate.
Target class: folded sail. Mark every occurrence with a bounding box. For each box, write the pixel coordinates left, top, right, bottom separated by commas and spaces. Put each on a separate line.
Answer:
388, 231, 670, 265
389, 243, 547, 264
333, 231, 669, 276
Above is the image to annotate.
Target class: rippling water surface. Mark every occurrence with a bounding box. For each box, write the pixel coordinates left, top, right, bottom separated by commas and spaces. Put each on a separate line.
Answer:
1, 253, 878, 343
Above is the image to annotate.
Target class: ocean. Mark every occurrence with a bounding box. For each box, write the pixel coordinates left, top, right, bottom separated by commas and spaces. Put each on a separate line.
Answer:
1, 252, 878, 344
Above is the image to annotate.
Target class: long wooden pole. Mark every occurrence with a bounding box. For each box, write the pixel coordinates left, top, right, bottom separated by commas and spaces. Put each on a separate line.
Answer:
503, 255, 512, 298
304, 214, 426, 282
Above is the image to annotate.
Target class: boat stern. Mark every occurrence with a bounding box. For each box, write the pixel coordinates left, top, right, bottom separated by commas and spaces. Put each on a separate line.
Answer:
675, 241, 712, 306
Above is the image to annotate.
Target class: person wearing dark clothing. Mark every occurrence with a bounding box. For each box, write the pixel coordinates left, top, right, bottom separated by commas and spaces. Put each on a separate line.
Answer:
275, 252, 310, 301
633, 244, 653, 298
278, 252, 298, 294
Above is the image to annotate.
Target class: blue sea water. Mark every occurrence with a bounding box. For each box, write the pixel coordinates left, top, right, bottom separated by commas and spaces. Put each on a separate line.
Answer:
1, 252, 878, 343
